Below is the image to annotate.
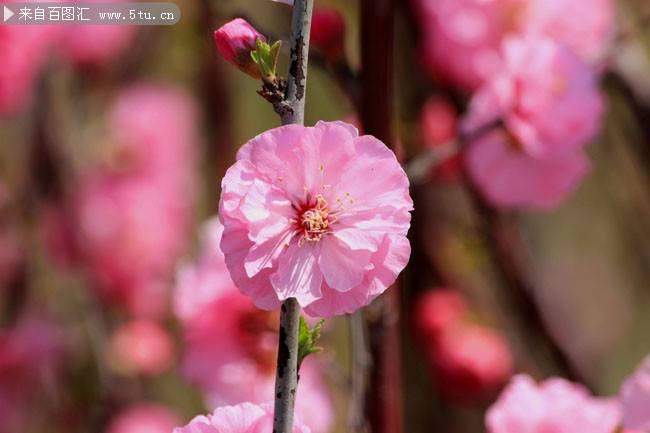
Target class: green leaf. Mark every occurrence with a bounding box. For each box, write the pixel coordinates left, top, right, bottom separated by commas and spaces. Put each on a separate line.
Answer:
269, 40, 282, 71
297, 316, 324, 369
251, 39, 283, 82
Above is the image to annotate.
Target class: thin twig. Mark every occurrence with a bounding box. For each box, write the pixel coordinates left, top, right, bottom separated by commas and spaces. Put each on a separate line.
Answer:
348, 311, 370, 433
280, 0, 315, 126
273, 299, 302, 433
272, 1, 314, 432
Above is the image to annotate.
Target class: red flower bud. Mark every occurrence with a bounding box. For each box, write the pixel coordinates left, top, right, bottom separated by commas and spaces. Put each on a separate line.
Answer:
311, 8, 346, 63
413, 288, 468, 342
214, 18, 266, 79
430, 324, 513, 402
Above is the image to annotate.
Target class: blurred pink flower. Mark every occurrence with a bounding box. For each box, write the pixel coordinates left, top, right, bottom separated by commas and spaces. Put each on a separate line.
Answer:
311, 8, 346, 63
413, 0, 524, 90
462, 34, 602, 209
219, 121, 412, 317
0, 1, 60, 115
432, 324, 513, 402
620, 355, 650, 431
59, 0, 137, 67
105, 403, 181, 433
108, 319, 174, 376
174, 218, 333, 433
174, 403, 310, 433
524, 0, 614, 63
413, 288, 468, 342
0, 314, 65, 433
463, 34, 604, 157
75, 84, 198, 317
487, 375, 621, 433
214, 18, 265, 79
413, 0, 614, 90
464, 130, 591, 210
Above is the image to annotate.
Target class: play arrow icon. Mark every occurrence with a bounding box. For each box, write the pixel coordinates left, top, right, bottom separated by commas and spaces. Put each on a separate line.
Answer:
4, 6, 14, 22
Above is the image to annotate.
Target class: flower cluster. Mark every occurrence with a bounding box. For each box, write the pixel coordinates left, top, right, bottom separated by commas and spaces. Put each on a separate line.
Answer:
70, 83, 198, 318
413, 0, 612, 209
0, 0, 138, 116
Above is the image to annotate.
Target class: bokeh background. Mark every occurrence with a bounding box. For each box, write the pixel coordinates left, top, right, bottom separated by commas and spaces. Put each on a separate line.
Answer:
1, 0, 650, 432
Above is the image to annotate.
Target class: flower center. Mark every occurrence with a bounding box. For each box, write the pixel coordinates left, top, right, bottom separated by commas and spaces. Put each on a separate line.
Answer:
299, 195, 330, 243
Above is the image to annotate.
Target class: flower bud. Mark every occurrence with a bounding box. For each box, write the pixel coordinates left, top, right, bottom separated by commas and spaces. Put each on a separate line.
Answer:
430, 324, 513, 402
108, 319, 174, 376
214, 18, 266, 79
311, 8, 346, 63
413, 288, 468, 342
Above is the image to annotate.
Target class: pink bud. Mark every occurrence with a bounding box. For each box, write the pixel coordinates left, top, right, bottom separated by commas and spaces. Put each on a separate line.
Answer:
413, 289, 468, 342
108, 320, 174, 376
213, 18, 266, 79
429, 324, 513, 402
311, 8, 346, 63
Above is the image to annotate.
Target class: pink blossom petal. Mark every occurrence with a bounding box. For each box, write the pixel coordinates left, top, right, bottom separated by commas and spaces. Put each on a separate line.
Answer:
271, 241, 323, 305
318, 237, 371, 292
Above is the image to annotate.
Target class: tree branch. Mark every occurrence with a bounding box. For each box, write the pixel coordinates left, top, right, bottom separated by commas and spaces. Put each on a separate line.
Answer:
272, 1, 314, 432
359, 1, 404, 433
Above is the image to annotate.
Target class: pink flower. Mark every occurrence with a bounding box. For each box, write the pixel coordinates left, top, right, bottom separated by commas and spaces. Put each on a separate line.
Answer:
108, 319, 174, 376
524, 0, 614, 63
413, 288, 468, 342
464, 130, 591, 210
59, 0, 137, 67
214, 19, 266, 79
413, 0, 614, 90
74, 84, 198, 317
620, 355, 650, 431
105, 403, 181, 433
174, 218, 333, 433
0, 3, 60, 115
462, 34, 603, 209
311, 8, 346, 63
431, 324, 513, 402
174, 403, 310, 433
463, 34, 604, 157
487, 375, 621, 433
413, 0, 524, 90
219, 121, 413, 317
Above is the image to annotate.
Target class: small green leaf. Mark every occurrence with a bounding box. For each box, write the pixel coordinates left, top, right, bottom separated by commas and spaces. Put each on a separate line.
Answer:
269, 40, 282, 71
250, 39, 283, 83
250, 50, 261, 65
297, 316, 324, 369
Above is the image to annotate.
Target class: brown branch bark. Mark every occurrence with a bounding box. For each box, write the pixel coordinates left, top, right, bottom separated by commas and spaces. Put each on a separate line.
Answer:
359, 1, 404, 433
